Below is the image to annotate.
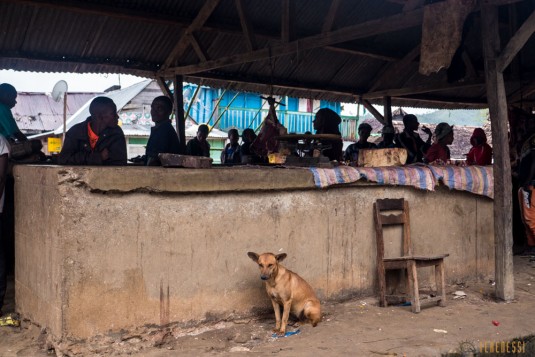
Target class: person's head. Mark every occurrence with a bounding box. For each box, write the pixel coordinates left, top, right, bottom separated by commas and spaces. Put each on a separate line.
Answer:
435, 122, 454, 145
242, 128, 256, 143
150, 96, 173, 123
313, 108, 341, 134
358, 122, 373, 142
402, 114, 419, 132
89, 97, 118, 132
381, 125, 395, 145
0, 83, 17, 109
470, 128, 487, 147
197, 124, 209, 142
228, 128, 239, 145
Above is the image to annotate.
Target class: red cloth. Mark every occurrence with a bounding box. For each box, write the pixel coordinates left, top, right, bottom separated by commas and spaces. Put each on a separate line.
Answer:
466, 143, 492, 165
87, 122, 99, 150
466, 128, 492, 165
425, 143, 450, 163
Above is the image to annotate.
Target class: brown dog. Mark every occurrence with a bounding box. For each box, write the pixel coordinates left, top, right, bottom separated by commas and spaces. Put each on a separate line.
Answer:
247, 252, 321, 335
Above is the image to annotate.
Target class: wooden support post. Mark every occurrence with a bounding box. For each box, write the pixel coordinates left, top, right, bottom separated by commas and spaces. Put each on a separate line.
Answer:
383, 96, 392, 126
173, 75, 186, 152
481, 4, 514, 301
360, 98, 386, 125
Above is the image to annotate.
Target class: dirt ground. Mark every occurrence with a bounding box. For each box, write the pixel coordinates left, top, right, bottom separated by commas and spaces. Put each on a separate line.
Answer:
1, 256, 534, 357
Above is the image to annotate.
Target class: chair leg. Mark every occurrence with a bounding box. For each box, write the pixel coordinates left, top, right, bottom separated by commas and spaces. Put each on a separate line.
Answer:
408, 261, 421, 313
436, 260, 446, 307
378, 265, 387, 307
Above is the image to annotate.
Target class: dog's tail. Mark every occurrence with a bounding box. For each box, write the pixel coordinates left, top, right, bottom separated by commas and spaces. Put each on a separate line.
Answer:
303, 300, 321, 327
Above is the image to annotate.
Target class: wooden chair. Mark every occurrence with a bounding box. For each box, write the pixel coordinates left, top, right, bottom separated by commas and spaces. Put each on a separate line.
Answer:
373, 198, 449, 313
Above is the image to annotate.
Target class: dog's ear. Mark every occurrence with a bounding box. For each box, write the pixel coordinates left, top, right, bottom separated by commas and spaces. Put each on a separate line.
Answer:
247, 252, 259, 262
275, 253, 287, 262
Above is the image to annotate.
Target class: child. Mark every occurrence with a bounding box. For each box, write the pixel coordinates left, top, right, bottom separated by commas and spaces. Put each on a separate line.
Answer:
221, 128, 241, 164
466, 128, 492, 165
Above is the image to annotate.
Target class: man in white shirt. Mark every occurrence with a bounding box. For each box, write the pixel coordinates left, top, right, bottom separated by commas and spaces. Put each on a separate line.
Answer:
0, 134, 10, 316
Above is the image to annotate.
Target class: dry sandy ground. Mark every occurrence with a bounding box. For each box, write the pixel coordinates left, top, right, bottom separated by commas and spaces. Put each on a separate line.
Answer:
1, 256, 534, 357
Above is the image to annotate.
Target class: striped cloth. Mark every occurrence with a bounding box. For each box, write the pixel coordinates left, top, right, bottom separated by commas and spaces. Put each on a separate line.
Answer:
428, 165, 494, 198
309, 165, 435, 191
309, 165, 494, 198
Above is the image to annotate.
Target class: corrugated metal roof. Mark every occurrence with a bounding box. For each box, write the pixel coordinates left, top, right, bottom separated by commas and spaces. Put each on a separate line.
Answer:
52, 79, 152, 134
1, 0, 535, 109
13, 92, 99, 132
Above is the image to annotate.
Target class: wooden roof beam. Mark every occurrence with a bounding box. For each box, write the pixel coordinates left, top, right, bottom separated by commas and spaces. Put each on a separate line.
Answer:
162, 0, 221, 69
281, 0, 295, 43
162, 8, 424, 76
186, 72, 361, 98
235, 0, 257, 51
322, 0, 341, 33
189, 34, 209, 62
497, 8, 535, 72
362, 79, 485, 99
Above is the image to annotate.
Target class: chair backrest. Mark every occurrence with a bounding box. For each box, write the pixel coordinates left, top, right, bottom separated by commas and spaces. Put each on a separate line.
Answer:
373, 198, 412, 259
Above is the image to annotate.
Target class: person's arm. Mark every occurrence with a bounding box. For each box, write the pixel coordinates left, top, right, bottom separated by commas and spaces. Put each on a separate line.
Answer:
58, 131, 103, 165
0, 153, 8, 199
421, 126, 432, 144
104, 134, 127, 165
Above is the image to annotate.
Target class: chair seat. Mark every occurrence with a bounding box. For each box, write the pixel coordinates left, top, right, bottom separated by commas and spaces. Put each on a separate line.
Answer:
383, 254, 449, 262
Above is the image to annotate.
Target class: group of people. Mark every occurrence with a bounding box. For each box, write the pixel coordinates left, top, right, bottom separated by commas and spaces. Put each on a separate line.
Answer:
311, 109, 493, 166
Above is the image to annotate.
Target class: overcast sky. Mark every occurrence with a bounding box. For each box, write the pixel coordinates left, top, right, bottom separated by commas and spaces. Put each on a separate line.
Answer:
1, 69, 148, 93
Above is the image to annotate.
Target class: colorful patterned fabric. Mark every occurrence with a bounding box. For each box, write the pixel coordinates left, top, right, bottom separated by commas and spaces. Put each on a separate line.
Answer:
309, 165, 435, 191
309, 165, 494, 198
428, 165, 494, 198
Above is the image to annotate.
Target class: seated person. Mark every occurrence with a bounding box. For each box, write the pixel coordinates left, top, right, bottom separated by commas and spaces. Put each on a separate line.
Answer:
58, 97, 127, 165
466, 128, 492, 165
424, 122, 454, 164
186, 124, 211, 157
395, 114, 432, 164
377, 125, 396, 149
0, 83, 27, 142
145, 96, 181, 166
313, 108, 343, 161
240, 128, 261, 163
344, 122, 377, 162
518, 135, 535, 255
221, 128, 242, 164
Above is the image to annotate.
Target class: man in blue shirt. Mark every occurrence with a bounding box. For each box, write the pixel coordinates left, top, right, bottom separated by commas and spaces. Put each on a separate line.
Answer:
0, 83, 27, 142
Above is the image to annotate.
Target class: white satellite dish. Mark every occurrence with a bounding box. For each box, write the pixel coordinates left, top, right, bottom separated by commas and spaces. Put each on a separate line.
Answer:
52, 80, 68, 102
51, 80, 69, 142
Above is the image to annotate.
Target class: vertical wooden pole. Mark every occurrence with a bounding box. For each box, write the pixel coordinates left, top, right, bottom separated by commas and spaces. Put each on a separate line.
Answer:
62, 92, 68, 142
173, 75, 185, 153
383, 96, 392, 126
481, 4, 514, 301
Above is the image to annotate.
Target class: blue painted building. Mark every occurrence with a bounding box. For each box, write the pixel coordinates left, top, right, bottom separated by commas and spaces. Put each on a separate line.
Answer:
183, 84, 357, 139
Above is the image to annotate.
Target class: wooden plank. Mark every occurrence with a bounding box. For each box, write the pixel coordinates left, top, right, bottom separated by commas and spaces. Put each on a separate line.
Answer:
481, 4, 515, 302
497, 9, 535, 72
361, 99, 386, 125
376, 198, 404, 210
324, 46, 398, 61
373, 203, 388, 308
402, 201, 411, 256
322, 0, 341, 33
235, 0, 257, 51
162, 8, 424, 75
173, 75, 186, 151
162, 0, 221, 69
436, 261, 446, 307
362, 79, 485, 99
384, 96, 392, 126
379, 213, 405, 226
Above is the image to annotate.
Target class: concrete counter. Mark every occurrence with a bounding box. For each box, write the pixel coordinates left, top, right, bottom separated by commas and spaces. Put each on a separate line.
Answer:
13, 165, 494, 339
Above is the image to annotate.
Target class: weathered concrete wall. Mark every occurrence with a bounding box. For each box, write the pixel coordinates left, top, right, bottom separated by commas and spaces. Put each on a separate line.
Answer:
13, 165, 494, 339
